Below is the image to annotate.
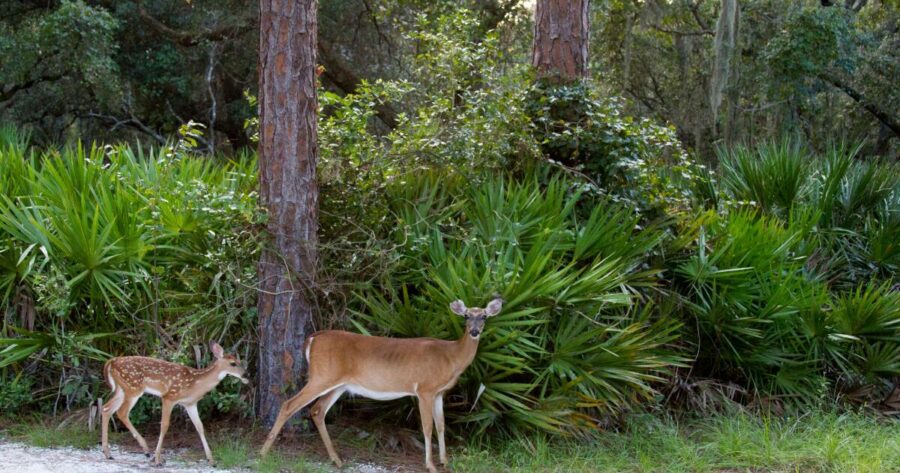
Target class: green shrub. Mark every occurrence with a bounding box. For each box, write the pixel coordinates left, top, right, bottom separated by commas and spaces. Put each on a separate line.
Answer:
0, 373, 34, 414
354, 172, 683, 436
527, 82, 698, 216
674, 209, 829, 400
0, 140, 259, 410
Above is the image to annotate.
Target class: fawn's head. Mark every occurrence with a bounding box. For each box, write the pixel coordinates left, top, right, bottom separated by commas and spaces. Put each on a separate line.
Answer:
210, 341, 250, 384
450, 297, 503, 338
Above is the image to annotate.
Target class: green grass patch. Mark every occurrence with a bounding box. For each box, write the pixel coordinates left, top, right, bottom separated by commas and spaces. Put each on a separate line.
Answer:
3, 421, 105, 450
210, 433, 253, 469
451, 411, 900, 473
3, 411, 896, 472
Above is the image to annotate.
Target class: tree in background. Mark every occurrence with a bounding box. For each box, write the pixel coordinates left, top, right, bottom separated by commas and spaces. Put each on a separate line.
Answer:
593, 0, 898, 157
532, 0, 591, 83
256, 0, 319, 427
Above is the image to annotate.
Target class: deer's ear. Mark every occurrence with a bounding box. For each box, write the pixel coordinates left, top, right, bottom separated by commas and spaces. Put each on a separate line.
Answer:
485, 298, 503, 317
210, 341, 224, 359
449, 300, 467, 316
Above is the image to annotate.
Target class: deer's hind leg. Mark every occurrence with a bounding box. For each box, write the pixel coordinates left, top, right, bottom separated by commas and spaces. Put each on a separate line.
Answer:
101, 388, 125, 459
259, 381, 340, 456
311, 387, 345, 467
116, 392, 150, 456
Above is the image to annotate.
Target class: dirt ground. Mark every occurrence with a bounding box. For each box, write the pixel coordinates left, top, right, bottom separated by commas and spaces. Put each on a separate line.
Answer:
0, 441, 226, 473
0, 417, 430, 473
0, 440, 403, 473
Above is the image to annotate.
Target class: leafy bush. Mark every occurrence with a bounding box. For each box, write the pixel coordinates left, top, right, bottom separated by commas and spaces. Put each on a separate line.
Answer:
0, 138, 259, 408
676, 141, 899, 405
673, 209, 829, 400
527, 82, 699, 217
0, 373, 33, 414
716, 140, 898, 289
354, 172, 683, 435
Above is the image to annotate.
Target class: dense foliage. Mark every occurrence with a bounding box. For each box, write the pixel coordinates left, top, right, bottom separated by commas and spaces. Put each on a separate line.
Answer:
1, 5, 897, 439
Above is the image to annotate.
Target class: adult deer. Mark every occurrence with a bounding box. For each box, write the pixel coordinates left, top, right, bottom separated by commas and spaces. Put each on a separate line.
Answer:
100, 341, 249, 466
259, 297, 503, 472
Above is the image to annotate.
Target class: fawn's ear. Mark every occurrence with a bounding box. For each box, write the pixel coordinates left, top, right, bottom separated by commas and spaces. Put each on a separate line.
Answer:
210, 341, 224, 359
449, 300, 467, 316
485, 298, 503, 317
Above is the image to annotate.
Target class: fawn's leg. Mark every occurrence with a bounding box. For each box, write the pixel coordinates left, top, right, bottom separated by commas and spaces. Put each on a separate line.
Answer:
101, 389, 125, 459
152, 399, 174, 466
185, 404, 214, 464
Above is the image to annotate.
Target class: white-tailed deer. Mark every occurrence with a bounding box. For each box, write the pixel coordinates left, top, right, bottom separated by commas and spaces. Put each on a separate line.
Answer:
259, 297, 502, 473
100, 341, 249, 466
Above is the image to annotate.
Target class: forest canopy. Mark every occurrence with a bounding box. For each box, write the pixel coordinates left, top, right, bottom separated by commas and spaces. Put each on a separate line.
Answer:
1, 0, 897, 157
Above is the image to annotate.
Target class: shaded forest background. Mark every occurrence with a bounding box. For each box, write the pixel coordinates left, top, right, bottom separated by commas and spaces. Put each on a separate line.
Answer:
2, 0, 898, 158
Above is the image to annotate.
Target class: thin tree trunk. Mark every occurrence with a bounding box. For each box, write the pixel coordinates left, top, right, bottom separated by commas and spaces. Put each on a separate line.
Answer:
710, 0, 738, 127
257, 0, 319, 427
532, 0, 590, 83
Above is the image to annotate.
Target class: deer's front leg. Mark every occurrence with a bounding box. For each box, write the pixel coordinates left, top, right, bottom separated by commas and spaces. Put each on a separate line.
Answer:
152, 399, 174, 466
185, 404, 214, 465
433, 394, 448, 465
417, 392, 437, 473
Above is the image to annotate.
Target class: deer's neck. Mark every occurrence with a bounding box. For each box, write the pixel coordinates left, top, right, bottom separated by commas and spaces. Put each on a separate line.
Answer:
454, 333, 480, 370
190, 363, 225, 394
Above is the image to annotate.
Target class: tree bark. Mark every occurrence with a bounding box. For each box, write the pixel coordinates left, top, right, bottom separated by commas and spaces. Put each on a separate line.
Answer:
257, 0, 319, 427
532, 0, 590, 83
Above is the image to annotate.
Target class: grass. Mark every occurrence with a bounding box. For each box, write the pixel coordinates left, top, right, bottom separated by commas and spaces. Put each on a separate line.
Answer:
452, 411, 900, 473
1, 419, 110, 450
2, 410, 898, 472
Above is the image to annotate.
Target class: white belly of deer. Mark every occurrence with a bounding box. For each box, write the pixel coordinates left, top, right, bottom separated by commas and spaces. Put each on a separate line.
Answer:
344, 384, 412, 401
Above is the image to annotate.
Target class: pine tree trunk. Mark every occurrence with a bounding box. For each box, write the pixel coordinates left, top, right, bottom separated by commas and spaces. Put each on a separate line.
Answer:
532, 0, 590, 83
256, 0, 319, 427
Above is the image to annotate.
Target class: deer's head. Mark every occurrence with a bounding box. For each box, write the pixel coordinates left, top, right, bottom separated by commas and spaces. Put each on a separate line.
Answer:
449, 297, 503, 338
210, 341, 250, 384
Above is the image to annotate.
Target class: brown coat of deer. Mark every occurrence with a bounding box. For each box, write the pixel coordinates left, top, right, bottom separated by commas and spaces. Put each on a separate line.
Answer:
100, 341, 249, 465
259, 297, 503, 473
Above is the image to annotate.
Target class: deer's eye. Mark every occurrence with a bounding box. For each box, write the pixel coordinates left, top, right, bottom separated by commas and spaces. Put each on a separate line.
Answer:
230, 362, 237, 367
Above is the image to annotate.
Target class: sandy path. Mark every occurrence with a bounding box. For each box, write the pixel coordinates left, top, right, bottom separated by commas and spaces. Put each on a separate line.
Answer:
0, 441, 397, 473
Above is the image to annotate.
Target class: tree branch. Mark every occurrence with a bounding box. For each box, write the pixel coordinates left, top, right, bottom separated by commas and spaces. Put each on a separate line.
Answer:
818, 72, 900, 138
1, 72, 65, 105
135, 0, 252, 47
689, 0, 710, 30
651, 25, 714, 37
319, 37, 399, 129
84, 110, 166, 143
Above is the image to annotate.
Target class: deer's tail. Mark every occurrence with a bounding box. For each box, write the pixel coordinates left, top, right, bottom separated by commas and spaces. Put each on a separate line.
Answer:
103, 359, 116, 391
